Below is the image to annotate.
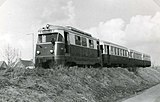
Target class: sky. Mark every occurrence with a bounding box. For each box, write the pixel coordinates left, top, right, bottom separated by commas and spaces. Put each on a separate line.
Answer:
0, 0, 160, 65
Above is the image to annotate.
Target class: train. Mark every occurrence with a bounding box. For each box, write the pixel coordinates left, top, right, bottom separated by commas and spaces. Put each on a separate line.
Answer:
35, 24, 151, 69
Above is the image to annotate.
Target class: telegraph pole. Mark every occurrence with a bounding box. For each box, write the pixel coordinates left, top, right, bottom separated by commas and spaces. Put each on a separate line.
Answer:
26, 33, 34, 63
154, 0, 160, 7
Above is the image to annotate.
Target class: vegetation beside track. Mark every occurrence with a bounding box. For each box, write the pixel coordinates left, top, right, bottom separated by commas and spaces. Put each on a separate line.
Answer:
0, 66, 160, 102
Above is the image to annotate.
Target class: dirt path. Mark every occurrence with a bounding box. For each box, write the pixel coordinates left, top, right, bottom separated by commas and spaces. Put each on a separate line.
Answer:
122, 83, 160, 102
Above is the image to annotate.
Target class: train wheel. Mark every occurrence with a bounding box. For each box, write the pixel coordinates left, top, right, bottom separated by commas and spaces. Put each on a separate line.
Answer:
48, 61, 54, 69
93, 63, 102, 68
65, 62, 76, 67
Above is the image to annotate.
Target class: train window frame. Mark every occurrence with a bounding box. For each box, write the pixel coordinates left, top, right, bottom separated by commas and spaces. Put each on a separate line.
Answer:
82, 37, 87, 47
75, 35, 81, 45
89, 39, 94, 48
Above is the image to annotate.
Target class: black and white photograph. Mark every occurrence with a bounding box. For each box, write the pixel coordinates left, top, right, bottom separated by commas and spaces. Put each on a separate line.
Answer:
0, 0, 160, 102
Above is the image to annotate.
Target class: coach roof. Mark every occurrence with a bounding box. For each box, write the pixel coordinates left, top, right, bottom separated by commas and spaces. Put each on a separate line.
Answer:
101, 40, 128, 50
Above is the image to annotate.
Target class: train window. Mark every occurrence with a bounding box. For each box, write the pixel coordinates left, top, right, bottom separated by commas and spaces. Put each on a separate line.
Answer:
125, 51, 127, 57
129, 52, 131, 58
117, 48, 119, 55
121, 50, 122, 56
104, 45, 107, 54
122, 50, 124, 56
113, 47, 115, 55
82, 37, 87, 46
97, 41, 100, 57
119, 49, 121, 56
117, 48, 120, 55
46, 34, 57, 42
38, 36, 42, 43
75, 35, 81, 45
134, 53, 136, 58
39, 33, 61, 43
120, 49, 123, 56
135, 53, 138, 59
64, 31, 69, 53
111, 46, 113, 53
115, 48, 117, 55
130, 52, 132, 57
123, 50, 125, 56
42, 35, 46, 43
89, 39, 94, 48
57, 33, 63, 41
120, 49, 122, 56
130, 52, 132, 58
114, 47, 117, 55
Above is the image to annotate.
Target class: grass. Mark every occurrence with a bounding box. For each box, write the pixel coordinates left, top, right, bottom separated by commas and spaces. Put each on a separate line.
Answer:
0, 66, 160, 102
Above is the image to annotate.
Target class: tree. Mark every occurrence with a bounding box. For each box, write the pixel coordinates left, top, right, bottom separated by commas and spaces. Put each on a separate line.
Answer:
1, 44, 21, 68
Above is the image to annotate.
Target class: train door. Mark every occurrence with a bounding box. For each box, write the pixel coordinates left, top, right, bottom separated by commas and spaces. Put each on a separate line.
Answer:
100, 45, 103, 54
64, 31, 70, 54
107, 45, 110, 65
100, 44, 104, 66
107, 45, 109, 55
97, 41, 100, 57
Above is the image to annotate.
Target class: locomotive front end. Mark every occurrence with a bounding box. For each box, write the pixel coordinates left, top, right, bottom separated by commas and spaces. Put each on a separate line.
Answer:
35, 25, 65, 68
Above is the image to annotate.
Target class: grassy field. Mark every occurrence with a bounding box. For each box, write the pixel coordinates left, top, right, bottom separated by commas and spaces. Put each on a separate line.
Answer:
0, 66, 160, 102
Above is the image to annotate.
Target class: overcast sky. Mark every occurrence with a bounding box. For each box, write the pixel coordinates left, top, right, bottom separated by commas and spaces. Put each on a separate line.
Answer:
0, 0, 160, 65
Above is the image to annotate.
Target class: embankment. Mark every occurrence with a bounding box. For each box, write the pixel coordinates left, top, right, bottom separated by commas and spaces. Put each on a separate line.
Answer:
0, 66, 160, 102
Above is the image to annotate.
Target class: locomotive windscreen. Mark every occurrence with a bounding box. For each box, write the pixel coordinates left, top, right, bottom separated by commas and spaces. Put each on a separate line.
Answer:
38, 33, 63, 43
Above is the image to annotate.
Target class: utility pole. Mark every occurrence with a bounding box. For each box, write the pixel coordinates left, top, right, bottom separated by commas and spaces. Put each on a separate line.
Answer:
26, 33, 34, 63
154, 0, 160, 7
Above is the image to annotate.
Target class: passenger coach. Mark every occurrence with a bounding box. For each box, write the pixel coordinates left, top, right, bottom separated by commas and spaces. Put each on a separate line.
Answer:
100, 41, 129, 67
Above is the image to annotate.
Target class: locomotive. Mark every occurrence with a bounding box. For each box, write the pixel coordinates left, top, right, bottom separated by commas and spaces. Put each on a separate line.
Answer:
35, 24, 151, 68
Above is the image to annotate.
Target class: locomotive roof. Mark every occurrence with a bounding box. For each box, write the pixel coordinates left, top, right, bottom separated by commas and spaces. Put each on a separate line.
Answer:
38, 24, 92, 37
38, 25, 65, 31
66, 26, 92, 37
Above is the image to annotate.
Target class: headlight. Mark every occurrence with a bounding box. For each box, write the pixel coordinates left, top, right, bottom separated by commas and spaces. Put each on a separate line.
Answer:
50, 49, 54, 54
36, 51, 40, 55
46, 24, 50, 29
